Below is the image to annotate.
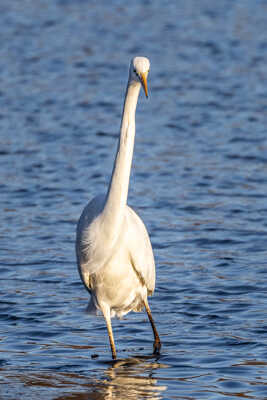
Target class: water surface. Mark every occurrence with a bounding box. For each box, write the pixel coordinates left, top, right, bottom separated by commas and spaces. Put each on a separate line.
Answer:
1, 1, 267, 399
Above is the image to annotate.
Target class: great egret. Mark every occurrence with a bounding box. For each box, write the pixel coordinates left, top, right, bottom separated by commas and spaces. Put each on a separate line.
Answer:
76, 56, 161, 359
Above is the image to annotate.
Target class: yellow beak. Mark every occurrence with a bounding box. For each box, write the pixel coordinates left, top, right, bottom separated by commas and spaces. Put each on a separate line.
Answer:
140, 72, 148, 98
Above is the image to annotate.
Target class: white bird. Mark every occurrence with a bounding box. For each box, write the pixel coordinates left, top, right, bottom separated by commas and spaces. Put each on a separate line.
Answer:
76, 56, 161, 359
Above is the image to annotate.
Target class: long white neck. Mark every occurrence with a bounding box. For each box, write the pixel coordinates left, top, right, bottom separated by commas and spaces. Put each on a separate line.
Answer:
102, 79, 141, 233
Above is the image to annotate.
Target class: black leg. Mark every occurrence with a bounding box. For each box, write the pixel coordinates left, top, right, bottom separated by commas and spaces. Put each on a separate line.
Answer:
143, 299, 161, 355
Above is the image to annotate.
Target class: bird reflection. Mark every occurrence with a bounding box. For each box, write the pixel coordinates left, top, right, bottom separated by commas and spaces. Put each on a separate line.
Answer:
52, 356, 167, 400
99, 356, 167, 400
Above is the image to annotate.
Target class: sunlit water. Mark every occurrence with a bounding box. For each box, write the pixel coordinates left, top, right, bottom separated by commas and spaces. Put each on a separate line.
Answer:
1, 1, 267, 399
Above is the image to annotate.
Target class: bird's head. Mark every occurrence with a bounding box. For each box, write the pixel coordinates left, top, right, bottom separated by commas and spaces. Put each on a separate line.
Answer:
129, 56, 150, 98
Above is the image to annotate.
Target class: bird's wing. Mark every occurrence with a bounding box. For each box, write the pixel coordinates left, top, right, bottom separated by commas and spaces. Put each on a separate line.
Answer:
124, 205, 155, 295
76, 194, 106, 289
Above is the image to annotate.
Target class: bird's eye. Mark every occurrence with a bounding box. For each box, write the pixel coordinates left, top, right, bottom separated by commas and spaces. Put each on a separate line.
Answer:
134, 68, 138, 76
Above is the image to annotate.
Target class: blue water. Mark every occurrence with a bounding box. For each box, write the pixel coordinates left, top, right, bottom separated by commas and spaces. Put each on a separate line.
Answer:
1, 1, 267, 399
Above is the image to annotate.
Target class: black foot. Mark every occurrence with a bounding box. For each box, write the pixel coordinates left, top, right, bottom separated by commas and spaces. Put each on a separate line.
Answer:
153, 339, 161, 355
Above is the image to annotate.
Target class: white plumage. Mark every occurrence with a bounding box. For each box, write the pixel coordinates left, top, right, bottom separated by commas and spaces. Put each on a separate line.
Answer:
76, 57, 161, 359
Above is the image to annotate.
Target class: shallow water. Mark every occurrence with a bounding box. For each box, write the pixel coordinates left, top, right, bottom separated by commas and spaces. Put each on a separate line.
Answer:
1, 1, 267, 399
